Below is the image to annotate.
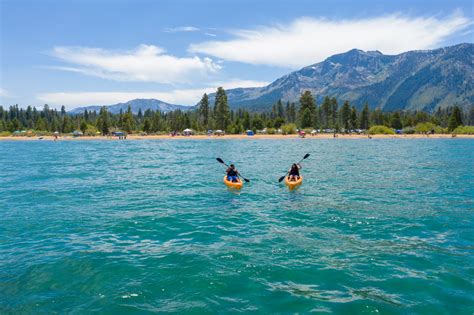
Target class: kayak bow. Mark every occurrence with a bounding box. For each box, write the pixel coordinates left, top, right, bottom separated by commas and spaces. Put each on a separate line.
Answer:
285, 175, 303, 189
224, 175, 243, 189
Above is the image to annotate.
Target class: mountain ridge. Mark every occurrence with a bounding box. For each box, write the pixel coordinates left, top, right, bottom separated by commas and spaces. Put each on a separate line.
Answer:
68, 98, 191, 114
208, 43, 473, 111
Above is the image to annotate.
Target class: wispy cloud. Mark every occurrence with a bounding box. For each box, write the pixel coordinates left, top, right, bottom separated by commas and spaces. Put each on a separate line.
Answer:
189, 12, 471, 67
205, 32, 217, 37
36, 80, 269, 109
0, 88, 7, 97
48, 44, 221, 84
164, 26, 200, 33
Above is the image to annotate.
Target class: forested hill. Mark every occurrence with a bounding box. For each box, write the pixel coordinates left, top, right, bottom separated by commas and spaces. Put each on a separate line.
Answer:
207, 43, 473, 112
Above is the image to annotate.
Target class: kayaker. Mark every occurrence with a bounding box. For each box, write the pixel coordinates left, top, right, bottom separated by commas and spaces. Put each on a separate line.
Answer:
226, 164, 240, 182
288, 163, 301, 181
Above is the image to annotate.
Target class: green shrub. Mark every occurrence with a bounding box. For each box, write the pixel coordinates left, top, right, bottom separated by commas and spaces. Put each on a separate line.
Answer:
368, 125, 395, 135
0, 131, 12, 137
453, 125, 474, 134
415, 122, 434, 133
266, 128, 276, 134
84, 125, 98, 136
281, 123, 297, 134
415, 122, 444, 134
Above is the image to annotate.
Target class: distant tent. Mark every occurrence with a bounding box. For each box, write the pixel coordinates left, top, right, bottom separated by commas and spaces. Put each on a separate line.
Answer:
246, 130, 254, 136
72, 130, 83, 137
215, 130, 224, 136
183, 128, 194, 136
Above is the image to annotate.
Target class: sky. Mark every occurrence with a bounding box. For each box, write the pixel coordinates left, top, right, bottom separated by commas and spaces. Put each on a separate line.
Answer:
0, 0, 472, 110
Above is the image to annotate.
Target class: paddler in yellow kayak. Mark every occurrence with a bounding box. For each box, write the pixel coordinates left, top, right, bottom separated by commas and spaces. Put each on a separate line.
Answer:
288, 163, 302, 182
278, 153, 310, 184
226, 164, 240, 183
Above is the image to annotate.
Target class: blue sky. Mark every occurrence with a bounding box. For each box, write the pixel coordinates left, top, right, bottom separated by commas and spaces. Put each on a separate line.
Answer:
1, 0, 472, 109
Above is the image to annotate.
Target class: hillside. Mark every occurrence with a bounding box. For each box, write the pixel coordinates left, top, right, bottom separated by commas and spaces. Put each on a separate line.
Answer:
209, 43, 473, 111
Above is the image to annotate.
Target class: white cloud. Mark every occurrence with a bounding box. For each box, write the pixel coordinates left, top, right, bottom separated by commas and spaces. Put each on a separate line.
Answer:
36, 80, 269, 109
164, 26, 200, 32
205, 32, 217, 37
189, 12, 472, 68
0, 88, 7, 97
49, 44, 221, 83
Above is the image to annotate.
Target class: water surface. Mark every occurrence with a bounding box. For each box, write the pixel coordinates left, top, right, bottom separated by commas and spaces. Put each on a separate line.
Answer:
1, 139, 473, 313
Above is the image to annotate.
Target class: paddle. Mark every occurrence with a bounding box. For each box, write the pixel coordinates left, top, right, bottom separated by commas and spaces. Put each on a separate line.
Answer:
216, 158, 250, 183
278, 153, 310, 183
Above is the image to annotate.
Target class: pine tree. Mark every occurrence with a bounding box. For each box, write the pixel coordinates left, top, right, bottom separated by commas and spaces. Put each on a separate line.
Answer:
143, 118, 152, 133
137, 108, 143, 123
359, 103, 370, 129
391, 112, 402, 129
80, 120, 88, 134
341, 101, 351, 131
321, 96, 331, 129
199, 93, 210, 129
276, 99, 285, 118
35, 117, 47, 131
448, 106, 463, 131
350, 106, 358, 130
243, 111, 251, 130
298, 91, 316, 128
213, 87, 229, 130
97, 106, 110, 135
330, 97, 338, 129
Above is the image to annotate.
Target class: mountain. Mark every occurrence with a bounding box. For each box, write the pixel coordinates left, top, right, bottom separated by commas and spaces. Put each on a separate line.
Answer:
68, 99, 191, 114
208, 43, 473, 111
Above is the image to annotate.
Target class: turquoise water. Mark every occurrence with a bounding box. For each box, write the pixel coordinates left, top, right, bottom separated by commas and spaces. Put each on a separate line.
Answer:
1, 139, 473, 314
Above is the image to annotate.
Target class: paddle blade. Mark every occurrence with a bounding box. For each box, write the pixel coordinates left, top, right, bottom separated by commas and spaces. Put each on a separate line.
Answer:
243, 178, 250, 183
278, 175, 286, 183
303, 153, 310, 159
216, 158, 224, 164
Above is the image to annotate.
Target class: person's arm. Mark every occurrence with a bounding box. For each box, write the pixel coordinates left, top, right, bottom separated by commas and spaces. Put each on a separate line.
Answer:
297, 163, 302, 169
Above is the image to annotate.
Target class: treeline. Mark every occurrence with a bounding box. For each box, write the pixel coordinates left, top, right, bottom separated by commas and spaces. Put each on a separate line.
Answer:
1, 89, 473, 135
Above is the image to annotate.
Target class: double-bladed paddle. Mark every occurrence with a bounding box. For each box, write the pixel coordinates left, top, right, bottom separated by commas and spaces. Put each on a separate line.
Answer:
278, 153, 310, 183
216, 158, 250, 182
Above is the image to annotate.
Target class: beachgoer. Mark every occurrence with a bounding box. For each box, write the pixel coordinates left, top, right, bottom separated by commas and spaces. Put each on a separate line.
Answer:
288, 163, 301, 181
226, 164, 239, 182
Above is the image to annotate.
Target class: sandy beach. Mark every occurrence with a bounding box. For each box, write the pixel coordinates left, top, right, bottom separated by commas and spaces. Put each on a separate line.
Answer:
1, 134, 473, 141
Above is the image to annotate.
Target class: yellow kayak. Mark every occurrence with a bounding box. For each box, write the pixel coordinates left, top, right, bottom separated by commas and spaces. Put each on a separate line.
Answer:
224, 175, 243, 189
285, 175, 303, 189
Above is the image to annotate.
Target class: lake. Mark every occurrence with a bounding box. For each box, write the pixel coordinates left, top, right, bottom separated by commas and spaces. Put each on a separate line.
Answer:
1, 139, 473, 313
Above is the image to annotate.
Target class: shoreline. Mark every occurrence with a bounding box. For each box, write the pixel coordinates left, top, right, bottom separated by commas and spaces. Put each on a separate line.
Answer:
1, 134, 473, 141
